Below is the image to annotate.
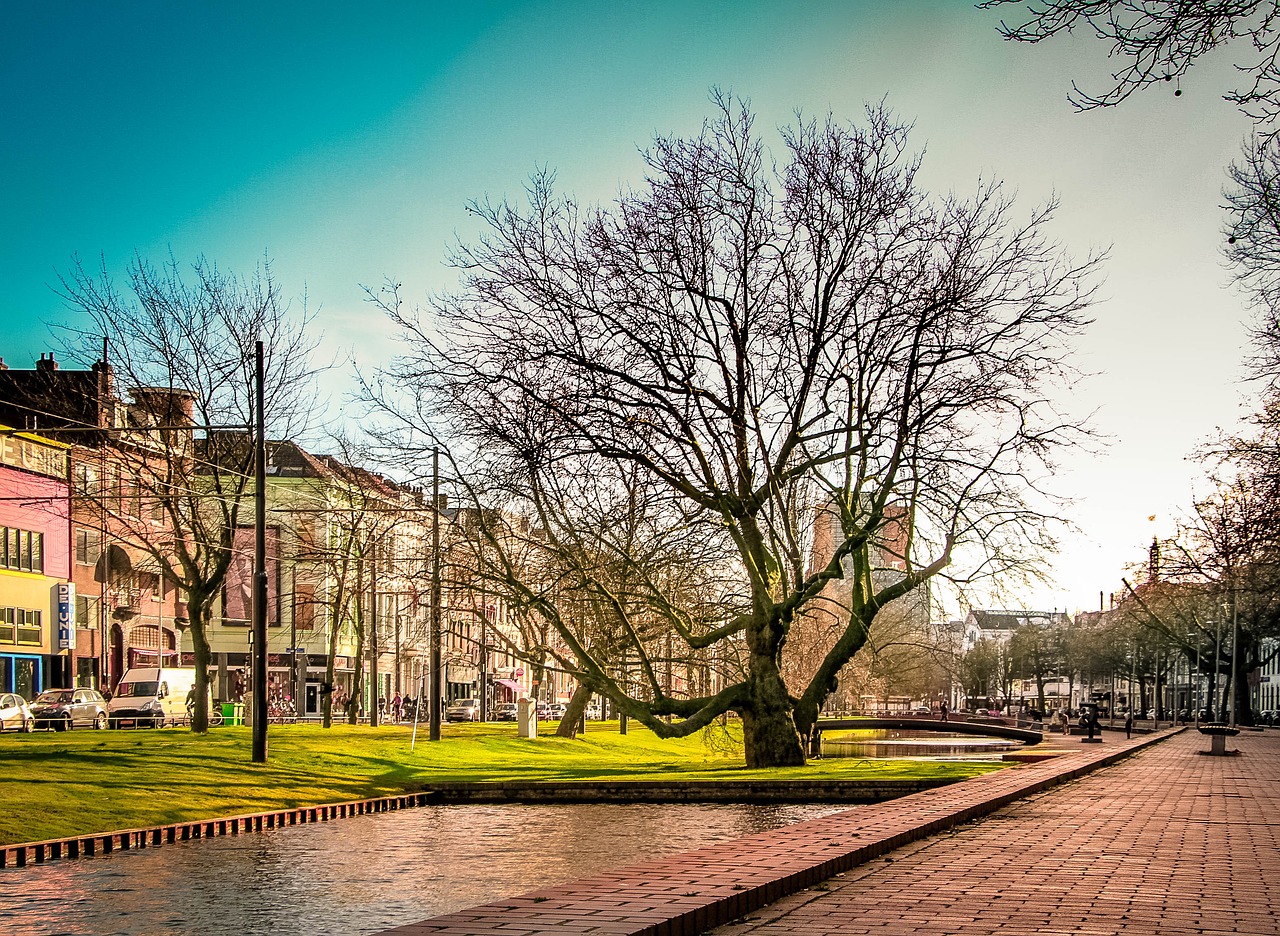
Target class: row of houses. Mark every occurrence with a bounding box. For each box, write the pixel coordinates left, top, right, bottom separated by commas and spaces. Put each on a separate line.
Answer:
0, 352, 574, 714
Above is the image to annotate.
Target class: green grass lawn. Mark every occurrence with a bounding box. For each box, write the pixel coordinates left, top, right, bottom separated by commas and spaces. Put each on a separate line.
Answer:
0, 720, 1005, 846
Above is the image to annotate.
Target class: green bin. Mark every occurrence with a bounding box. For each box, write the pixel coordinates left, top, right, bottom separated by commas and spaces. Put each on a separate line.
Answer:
221, 702, 235, 725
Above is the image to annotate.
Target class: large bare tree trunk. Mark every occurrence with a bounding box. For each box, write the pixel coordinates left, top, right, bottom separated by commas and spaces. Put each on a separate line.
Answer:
555, 682, 592, 738
742, 640, 804, 767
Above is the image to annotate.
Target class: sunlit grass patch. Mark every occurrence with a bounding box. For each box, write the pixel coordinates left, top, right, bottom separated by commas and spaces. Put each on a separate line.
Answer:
0, 720, 1005, 845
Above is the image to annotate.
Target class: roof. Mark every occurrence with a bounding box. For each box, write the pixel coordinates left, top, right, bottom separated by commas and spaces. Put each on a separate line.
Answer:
966, 609, 1072, 631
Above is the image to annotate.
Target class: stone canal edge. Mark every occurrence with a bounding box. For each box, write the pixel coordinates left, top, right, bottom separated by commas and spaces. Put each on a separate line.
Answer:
1, 774, 988, 869
379, 729, 1180, 936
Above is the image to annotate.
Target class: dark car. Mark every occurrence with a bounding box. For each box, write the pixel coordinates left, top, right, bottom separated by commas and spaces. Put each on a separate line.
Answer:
31, 688, 109, 730
493, 702, 519, 721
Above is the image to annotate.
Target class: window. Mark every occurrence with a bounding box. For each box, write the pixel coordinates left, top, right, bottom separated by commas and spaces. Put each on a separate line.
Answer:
294, 584, 316, 631
0, 528, 44, 573
75, 528, 102, 565
17, 609, 41, 645
76, 595, 101, 627
73, 464, 99, 497
0, 607, 41, 645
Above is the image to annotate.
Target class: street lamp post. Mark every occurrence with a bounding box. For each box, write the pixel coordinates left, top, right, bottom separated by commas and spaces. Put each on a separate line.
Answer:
251, 340, 268, 763
429, 446, 442, 741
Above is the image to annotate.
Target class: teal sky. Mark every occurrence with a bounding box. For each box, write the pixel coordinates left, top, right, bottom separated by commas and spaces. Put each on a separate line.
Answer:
0, 1, 1257, 614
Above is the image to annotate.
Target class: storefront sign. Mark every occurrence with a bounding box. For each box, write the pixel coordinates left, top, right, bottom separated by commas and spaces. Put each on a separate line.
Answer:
56, 583, 75, 651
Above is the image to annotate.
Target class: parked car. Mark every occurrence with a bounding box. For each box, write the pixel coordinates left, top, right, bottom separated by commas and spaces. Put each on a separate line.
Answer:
444, 698, 480, 722
536, 701, 551, 719
547, 702, 567, 719
493, 702, 519, 721
30, 688, 108, 730
0, 693, 34, 733
585, 702, 603, 720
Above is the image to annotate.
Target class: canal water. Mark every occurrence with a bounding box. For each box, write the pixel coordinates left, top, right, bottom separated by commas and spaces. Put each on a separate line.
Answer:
0, 802, 848, 936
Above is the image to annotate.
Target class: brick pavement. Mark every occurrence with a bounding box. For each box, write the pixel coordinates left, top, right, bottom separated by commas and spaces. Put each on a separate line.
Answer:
709, 728, 1280, 936
378, 728, 1218, 936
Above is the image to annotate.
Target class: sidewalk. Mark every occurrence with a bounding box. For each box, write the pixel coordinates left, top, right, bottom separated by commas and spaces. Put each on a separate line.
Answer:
381, 727, 1242, 936
709, 728, 1280, 936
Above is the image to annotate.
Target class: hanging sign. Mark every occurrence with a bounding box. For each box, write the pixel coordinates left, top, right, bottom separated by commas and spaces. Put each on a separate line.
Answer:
56, 582, 76, 651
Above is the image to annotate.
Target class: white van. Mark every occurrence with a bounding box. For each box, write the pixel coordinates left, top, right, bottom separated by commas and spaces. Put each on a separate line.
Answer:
108, 667, 203, 728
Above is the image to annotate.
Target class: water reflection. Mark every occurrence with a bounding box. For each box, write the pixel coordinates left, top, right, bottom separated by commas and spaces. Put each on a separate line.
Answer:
0, 802, 847, 936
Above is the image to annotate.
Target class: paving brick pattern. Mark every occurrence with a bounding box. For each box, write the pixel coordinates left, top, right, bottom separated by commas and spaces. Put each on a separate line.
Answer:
710, 729, 1280, 936
378, 729, 1203, 936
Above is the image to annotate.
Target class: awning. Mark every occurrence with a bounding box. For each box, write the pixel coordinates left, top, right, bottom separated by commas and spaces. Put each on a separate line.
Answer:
494, 678, 522, 693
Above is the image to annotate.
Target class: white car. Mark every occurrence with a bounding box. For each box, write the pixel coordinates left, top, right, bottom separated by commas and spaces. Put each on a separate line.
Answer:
444, 698, 480, 722
0, 693, 35, 733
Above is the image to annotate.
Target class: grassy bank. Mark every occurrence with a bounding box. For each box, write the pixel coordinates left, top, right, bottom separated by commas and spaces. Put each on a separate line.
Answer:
1, 720, 1005, 845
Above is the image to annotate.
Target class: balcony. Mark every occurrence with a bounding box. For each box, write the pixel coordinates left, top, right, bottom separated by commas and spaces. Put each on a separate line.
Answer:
110, 587, 143, 619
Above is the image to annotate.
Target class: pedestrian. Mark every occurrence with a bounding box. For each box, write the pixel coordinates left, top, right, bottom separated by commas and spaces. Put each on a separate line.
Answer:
939, 699, 949, 722
1059, 709, 1070, 736
1125, 710, 1133, 739
391, 692, 402, 722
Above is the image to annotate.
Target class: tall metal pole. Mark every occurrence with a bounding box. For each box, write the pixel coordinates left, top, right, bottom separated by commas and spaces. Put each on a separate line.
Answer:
1229, 588, 1239, 728
251, 340, 269, 763
429, 446, 442, 741
1213, 616, 1223, 721
370, 537, 380, 728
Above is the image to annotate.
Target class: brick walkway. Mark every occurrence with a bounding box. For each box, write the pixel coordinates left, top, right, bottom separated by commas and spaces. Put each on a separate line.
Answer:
710, 728, 1280, 936
380, 727, 1268, 936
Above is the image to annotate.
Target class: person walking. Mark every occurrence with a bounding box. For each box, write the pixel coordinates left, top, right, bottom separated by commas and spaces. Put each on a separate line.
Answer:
1125, 710, 1133, 739
938, 699, 949, 722
391, 692, 402, 722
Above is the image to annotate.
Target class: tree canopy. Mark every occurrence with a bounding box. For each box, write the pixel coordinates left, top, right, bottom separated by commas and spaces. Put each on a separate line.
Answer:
372, 93, 1099, 766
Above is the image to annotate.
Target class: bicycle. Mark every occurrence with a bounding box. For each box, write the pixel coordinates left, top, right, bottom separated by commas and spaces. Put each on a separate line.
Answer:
186, 704, 224, 727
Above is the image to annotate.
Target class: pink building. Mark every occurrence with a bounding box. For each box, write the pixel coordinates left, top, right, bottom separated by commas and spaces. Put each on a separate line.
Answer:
0, 428, 72, 697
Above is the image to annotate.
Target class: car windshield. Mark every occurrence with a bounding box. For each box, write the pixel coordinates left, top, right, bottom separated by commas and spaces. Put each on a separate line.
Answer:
453, 699, 477, 707
116, 681, 158, 698
36, 690, 74, 704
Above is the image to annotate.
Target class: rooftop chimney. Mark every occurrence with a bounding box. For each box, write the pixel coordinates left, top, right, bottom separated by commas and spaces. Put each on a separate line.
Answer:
36, 352, 58, 372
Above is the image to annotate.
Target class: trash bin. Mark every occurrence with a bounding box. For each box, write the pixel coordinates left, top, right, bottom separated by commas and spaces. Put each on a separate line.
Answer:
221, 702, 235, 725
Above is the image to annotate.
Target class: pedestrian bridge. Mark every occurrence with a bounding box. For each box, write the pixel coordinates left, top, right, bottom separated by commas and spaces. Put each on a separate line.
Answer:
815, 717, 1043, 745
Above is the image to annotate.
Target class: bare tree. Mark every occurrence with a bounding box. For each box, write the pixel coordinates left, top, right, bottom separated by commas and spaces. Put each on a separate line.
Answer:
370, 94, 1098, 767
56, 253, 319, 732
982, 2, 1280, 341
981, 0, 1280, 122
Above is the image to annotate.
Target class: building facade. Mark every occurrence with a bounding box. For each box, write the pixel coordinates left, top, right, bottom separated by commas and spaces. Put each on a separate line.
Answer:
0, 426, 73, 697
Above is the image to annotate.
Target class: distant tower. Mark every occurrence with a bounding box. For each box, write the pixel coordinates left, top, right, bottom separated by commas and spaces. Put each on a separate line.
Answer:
1148, 537, 1160, 584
